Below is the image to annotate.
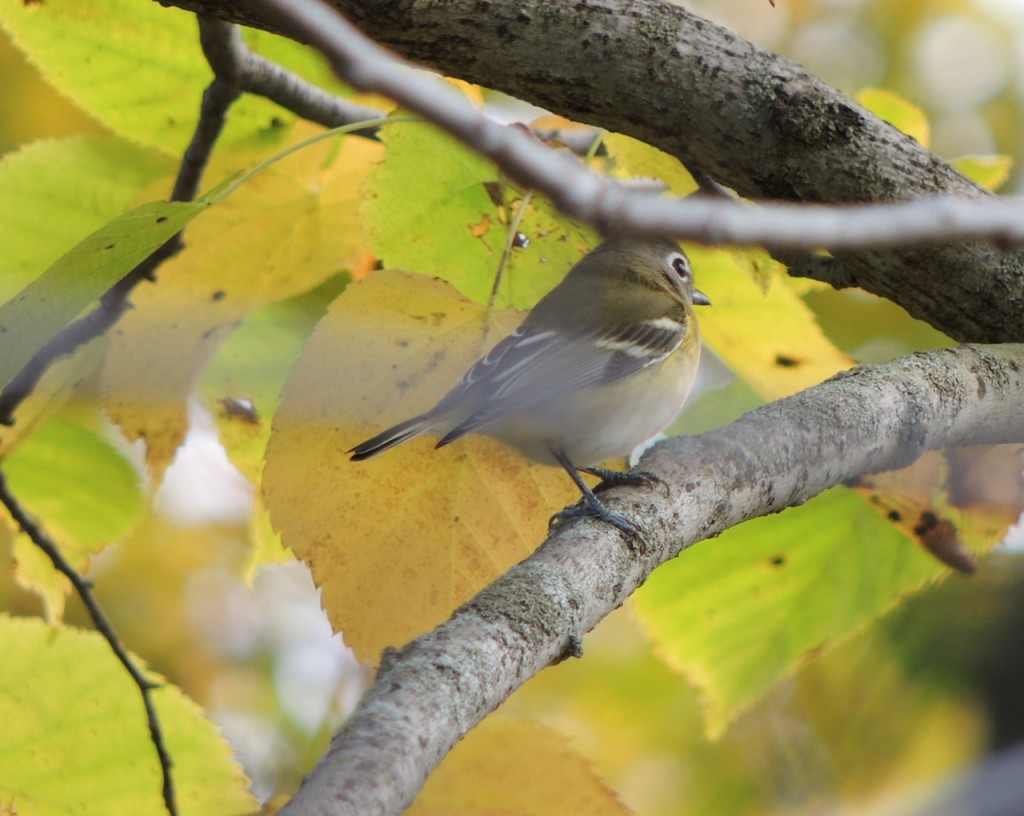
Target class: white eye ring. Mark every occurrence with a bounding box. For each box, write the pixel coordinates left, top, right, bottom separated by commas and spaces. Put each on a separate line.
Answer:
668, 253, 691, 281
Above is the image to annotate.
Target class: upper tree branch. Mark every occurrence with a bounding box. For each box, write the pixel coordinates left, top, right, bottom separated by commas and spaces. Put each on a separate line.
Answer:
155, 0, 1024, 344
278, 343, 1024, 816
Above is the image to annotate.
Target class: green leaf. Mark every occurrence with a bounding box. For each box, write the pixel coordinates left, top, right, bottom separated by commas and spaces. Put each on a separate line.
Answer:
0, 136, 173, 302
604, 131, 697, 195
0, 197, 209, 394
4, 415, 143, 619
855, 87, 930, 147
200, 274, 349, 484
670, 377, 765, 436
4, 416, 141, 553
952, 154, 1014, 191
0, 614, 255, 815
0, 0, 293, 155
363, 117, 596, 310
633, 487, 947, 737
363, 118, 506, 304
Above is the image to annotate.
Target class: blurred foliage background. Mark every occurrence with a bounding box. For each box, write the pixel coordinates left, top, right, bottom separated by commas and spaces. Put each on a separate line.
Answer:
2, 0, 1024, 814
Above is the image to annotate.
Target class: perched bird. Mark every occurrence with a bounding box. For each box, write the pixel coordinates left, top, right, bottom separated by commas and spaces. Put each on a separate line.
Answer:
350, 237, 710, 539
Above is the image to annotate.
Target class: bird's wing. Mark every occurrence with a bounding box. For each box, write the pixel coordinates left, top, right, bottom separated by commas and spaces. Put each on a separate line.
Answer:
436, 316, 686, 446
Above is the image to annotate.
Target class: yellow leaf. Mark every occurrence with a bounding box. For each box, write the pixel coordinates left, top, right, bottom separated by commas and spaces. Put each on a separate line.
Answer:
604, 132, 697, 195
263, 271, 577, 661
692, 248, 853, 399
410, 718, 630, 816
101, 129, 381, 477
952, 154, 1014, 191
855, 87, 930, 147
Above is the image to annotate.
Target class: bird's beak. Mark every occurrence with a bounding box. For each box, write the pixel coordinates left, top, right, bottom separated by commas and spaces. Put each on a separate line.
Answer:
692, 289, 712, 306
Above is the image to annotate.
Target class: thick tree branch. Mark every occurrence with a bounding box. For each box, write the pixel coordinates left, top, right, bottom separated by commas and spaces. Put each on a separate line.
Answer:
279, 343, 1024, 816
217, 0, 1024, 257
155, 0, 1024, 344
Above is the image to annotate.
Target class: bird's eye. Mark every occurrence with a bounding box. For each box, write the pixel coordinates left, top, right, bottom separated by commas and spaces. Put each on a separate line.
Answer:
668, 253, 691, 282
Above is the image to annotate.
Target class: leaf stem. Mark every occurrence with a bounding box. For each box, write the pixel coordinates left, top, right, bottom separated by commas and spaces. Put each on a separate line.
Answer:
208, 116, 416, 204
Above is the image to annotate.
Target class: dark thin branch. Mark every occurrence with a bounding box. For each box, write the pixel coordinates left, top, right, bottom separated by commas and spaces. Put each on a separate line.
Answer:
0, 17, 240, 426
0, 471, 178, 816
0, 16, 252, 816
199, 17, 386, 136
233, 0, 1024, 344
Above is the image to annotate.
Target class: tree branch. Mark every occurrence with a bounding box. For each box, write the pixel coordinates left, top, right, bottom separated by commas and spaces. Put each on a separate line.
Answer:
0, 472, 178, 816
169, 0, 1024, 346
278, 343, 1024, 816
0, 17, 241, 424
153, 0, 1024, 344
198, 17, 386, 135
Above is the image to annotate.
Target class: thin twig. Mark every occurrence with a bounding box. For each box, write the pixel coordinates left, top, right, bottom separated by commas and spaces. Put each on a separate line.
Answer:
684, 163, 736, 199
254, 0, 1024, 253
0, 19, 241, 425
199, 17, 386, 136
0, 16, 250, 816
486, 188, 534, 312
199, 17, 604, 152
0, 471, 178, 816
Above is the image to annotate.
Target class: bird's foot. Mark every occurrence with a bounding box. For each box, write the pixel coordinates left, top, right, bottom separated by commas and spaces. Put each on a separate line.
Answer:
549, 495, 647, 553
580, 466, 669, 497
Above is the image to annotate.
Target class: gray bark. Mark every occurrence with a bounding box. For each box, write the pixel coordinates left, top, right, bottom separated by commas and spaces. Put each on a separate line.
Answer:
278, 344, 1024, 816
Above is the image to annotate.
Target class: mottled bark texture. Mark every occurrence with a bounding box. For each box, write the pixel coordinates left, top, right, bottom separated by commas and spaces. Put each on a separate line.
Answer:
275, 343, 1024, 816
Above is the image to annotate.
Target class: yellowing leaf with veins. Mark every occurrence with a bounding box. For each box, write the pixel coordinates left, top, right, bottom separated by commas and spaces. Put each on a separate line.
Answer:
604, 131, 697, 195
364, 117, 598, 310
692, 247, 853, 400
263, 271, 577, 661
101, 131, 381, 477
0, 614, 254, 815
410, 718, 630, 816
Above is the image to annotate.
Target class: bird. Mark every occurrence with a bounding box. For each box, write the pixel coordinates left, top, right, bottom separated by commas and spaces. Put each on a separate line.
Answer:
350, 236, 710, 540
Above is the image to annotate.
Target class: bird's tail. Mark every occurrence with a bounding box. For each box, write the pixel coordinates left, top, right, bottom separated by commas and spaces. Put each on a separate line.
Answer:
349, 413, 437, 461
